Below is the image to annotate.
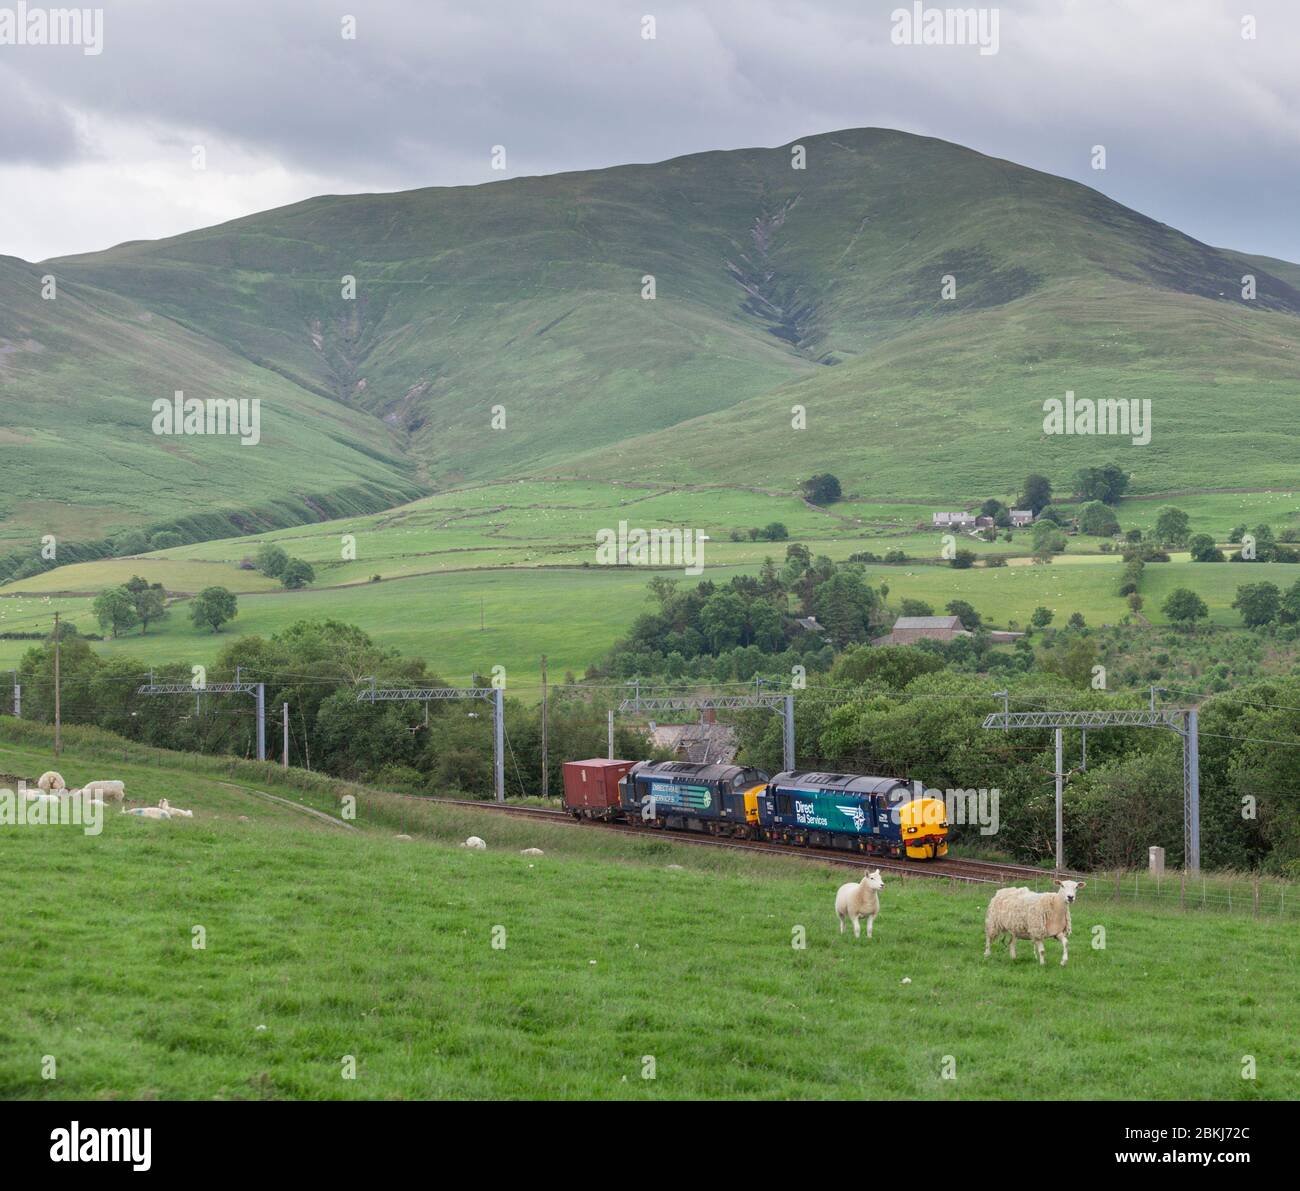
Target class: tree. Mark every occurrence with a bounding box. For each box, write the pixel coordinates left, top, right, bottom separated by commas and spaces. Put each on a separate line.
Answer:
255, 543, 290, 578
190, 586, 238, 633
812, 571, 878, 647
1189, 533, 1224, 562
950, 548, 977, 569
1067, 611, 1086, 630
1030, 606, 1054, 629
945, 600, 981, 629
763, 522, 789, 541
1019, 473, 1052, 515
1281, 580, 1300, 625
92, 587, 138, 638
280, 558, 316, 589
1127, 592, 1144, 613
1232, 582, 1281, 628
899, 598, 934, 618
1077, 501, 1120, 537
1163, 587, 1208, 628
800, 474, 842, 505
785, 543, 811, 570
1032, 520, 1067, 560
133, 587, 166, 634
150, 531, 184, 549
1154, 507, 1191, 547
124, 574, 167, 633
1074, 463, 1130, 505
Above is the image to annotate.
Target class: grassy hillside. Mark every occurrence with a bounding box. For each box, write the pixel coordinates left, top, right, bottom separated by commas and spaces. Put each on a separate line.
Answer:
0, 254, 424, 569
43, 128, 1300, 498
2, 726, 1296, 1100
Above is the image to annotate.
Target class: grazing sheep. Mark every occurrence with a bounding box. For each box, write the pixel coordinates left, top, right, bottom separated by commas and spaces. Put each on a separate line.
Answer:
835, 870, 885, 939
37, 770, 66, 792
123, 806, 171, 820
520, 847, 544, 856
462, 836, 487, 850
157, 798, 193, 818
82, 780, 125, 802
984, 879, 1087, 966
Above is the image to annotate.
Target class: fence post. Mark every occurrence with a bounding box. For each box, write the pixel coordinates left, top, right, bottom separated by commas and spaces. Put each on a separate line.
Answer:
1179, 869, 1186, 911
1253, 877, 1259, 918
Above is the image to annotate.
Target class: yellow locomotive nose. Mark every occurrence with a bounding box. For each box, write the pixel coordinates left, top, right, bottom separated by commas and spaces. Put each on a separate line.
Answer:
898, 796, 949, 860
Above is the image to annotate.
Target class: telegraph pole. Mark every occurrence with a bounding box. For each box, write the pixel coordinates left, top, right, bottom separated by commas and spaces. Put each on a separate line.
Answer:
608, 709, 614, 759
8, 670, 18, 719
53, 612, 61, 757
1054, 727, 1064, 871
282, 703, 289, 768
540, 654, 549, 799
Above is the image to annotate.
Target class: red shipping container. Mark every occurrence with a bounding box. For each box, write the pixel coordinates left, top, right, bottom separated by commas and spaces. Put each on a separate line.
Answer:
563, 758, 635, 815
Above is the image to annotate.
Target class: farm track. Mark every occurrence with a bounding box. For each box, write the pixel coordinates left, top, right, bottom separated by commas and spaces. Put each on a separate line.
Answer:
425, 797, 1075, 885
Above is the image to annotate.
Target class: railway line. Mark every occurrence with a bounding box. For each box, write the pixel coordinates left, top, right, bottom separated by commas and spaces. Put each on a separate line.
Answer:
426, 797, 1074, 885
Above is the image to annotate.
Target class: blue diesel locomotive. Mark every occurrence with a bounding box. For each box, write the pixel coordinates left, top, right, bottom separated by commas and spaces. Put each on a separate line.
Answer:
566, 759, 949, 859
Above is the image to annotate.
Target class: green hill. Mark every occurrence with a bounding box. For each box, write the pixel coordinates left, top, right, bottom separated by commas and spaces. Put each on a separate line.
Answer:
10, 126, 1300, 548
0, 254, 424, 575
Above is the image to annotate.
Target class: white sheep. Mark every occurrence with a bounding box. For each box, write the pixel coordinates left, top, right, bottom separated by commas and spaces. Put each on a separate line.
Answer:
37, 770, 66, 792
835, 870, 885, 939
23, 789, 64, 806
82, 779, 125, 802
462, 836, 487, 850
157, 798, 193, 818
520, 847, 544, 856
123, 806, 171, 820
984, 879, 1087, 966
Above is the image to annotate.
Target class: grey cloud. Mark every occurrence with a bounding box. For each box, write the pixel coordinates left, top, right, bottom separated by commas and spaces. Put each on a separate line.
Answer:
1, 0, 1298, 259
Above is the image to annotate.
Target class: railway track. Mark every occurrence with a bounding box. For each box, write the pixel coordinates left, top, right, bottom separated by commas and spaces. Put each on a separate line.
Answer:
426, 797, 1075, 885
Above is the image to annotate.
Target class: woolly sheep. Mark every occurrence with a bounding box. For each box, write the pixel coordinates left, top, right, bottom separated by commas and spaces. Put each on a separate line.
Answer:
82, 779, 125, 802
835, 870, 885, 939
520, 847, 544, 856
462, 836, 487, 850
37, 771, 66, 792
984, 880, 1086, 966
157, 798, 193, 818
23, 789, 64, 806
123, 806, 171, 820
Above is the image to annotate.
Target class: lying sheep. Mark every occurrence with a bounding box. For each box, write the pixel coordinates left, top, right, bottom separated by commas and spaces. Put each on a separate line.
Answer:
82, 780, 125, 802
462, 836, 487, 850
157, 798, 193, 818
984, 879, 1086, 966
520, 847, 544, 856
23, 789, 64, 806
123, 806, 171, 820
835, 870, 885, 939
37, 770, 66, 792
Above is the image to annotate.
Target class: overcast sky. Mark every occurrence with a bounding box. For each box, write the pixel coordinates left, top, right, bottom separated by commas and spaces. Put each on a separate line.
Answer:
1, 0, 1297, 263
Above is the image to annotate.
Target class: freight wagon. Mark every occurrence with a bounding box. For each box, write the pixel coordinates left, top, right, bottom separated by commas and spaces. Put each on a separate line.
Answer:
562, 758, 637, 819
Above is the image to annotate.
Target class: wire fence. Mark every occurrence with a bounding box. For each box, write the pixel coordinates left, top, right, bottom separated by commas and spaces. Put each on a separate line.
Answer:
1088, 867, 1297, 919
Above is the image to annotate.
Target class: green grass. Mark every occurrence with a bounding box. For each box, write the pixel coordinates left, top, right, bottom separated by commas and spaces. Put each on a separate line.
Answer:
2, 728, 1297, 1100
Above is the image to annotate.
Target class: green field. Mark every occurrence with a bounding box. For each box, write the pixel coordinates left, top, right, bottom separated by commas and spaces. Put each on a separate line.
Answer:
4, 474, 1299, 686
2, 726, 1296, 1100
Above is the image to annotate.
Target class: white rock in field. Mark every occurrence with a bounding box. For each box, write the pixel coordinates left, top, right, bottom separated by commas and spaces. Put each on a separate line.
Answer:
462, 836, 487, 850
394, 833, 412, 841
901, 977, 912, 985
665, 864, 685, 871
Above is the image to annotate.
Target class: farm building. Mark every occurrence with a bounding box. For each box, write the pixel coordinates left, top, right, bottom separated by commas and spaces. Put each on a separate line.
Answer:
932, 511, 976, 528
1009, 509, 1035, 526
872, 615, 971, 646
647, 710, 738, 764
